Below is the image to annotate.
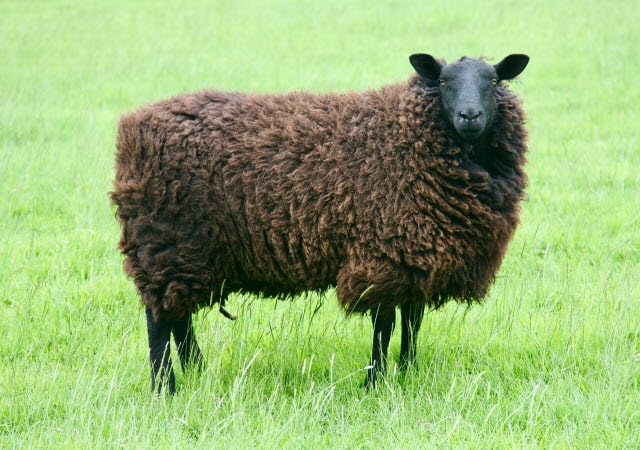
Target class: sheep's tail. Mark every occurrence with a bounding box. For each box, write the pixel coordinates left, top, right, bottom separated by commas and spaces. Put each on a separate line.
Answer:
219, 305, 237, 320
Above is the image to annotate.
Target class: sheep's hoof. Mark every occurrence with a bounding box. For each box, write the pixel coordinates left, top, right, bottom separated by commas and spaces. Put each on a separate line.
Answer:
363, 366, 379, 389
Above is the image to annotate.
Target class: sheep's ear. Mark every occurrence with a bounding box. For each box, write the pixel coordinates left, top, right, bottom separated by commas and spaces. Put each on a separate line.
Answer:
409, 53, 442, 81
494, 54, 530, 80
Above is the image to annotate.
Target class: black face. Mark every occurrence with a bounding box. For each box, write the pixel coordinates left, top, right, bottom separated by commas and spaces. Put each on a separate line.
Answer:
438, 58, 498, 141
409, 53, 530, 142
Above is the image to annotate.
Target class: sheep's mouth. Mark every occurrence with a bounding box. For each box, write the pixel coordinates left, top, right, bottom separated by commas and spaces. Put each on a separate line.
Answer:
456, 128, 485, 141
454, 119, 486, 141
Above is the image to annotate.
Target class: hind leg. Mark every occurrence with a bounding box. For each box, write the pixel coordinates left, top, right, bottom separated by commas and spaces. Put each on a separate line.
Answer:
171, 313, 203, 372
145, 307, 176, 394
365, 309, 396, 388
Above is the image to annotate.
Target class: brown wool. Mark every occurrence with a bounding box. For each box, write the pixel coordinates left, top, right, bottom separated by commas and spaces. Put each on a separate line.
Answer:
110, 75, 527, 320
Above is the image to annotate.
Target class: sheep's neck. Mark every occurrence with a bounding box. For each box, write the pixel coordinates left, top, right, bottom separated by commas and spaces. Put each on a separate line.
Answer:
463, 138, 495, 173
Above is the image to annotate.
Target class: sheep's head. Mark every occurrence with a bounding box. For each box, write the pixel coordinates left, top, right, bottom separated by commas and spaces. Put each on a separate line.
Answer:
410, 53, 529, 142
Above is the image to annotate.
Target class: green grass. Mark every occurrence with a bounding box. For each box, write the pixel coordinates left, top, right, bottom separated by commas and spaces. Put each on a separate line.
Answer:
1, 0, 639, 447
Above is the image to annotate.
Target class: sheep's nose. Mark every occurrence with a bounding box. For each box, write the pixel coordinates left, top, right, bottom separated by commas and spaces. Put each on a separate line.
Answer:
459, 109, 482, 122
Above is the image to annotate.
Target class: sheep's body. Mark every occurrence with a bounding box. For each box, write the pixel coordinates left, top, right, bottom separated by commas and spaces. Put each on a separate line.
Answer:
111, 54, 529, 392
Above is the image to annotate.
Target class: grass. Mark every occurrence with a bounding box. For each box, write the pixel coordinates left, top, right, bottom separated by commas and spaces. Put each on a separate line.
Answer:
1, 0, 639, 447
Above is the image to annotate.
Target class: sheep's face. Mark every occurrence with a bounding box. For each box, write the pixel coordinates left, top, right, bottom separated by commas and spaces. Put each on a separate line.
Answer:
409, 53, 529, 142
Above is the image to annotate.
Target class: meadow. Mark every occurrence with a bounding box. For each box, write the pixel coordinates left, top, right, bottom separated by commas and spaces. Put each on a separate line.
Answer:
1, 0, 638, 447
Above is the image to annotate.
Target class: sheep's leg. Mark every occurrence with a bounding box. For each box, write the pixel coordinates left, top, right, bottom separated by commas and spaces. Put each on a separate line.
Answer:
145, 307, 176, 394
366, 309, 396, 387
171, 313, 203, 372
399, 303, 425, 370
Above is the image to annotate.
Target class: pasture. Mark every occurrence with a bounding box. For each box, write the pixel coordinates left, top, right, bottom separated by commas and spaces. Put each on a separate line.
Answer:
1, 0, 638, 447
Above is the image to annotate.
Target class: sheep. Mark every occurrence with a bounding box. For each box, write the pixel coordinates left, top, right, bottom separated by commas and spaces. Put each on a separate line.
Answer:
110, 53, 530, 393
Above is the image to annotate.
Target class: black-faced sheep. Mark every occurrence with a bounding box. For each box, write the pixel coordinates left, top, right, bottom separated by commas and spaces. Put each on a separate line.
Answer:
110, 53, 530, 393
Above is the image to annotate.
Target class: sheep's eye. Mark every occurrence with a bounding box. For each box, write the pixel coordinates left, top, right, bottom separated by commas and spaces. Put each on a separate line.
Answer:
439, 79, 446, 87
491, 78, 498, 86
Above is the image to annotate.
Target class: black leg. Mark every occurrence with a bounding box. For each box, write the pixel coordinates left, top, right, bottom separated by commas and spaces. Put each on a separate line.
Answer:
365, 309, 396, 387
145, 308, 175, 394
399, 302, 425, 370
171, 313, 203, 372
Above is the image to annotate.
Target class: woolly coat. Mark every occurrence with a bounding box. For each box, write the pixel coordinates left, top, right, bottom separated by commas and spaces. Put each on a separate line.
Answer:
111, 76, 527, 320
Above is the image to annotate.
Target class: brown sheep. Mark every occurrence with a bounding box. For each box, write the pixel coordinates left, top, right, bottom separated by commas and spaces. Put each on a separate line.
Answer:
111, 53, 530, 393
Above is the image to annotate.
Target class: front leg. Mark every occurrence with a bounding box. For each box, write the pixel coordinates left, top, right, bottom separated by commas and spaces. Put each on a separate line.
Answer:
399, 302, 425, 370
145, 308, 176, 394
365, 308, 396, 387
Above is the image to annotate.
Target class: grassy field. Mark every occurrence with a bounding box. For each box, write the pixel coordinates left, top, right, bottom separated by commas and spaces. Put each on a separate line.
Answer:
1, 0, 639, 447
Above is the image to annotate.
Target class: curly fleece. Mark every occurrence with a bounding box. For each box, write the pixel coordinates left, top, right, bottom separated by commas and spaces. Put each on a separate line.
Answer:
110, 75, 527, 320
